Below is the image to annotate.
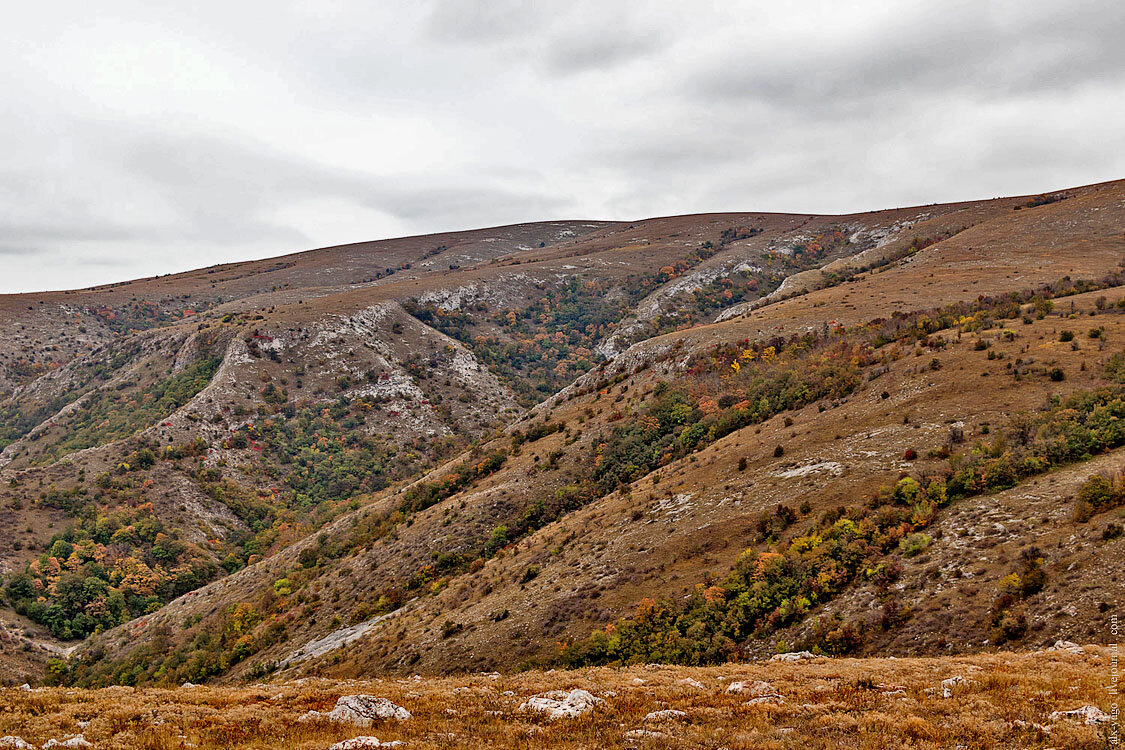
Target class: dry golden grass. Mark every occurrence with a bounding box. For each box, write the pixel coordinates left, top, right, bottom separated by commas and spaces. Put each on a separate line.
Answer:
0, 649, 1116, 749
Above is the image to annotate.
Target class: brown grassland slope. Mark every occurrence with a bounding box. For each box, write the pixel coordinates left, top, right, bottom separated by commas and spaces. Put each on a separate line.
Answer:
0, 649, 1116, 749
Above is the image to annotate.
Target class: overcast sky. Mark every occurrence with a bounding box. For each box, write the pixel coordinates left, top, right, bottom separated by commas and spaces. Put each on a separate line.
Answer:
1, 0, 1122, 293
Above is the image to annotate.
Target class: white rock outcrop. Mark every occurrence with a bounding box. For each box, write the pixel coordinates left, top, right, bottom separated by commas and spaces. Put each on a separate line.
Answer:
42, 737, 92, 749
770, 651, 817, 663
624, 729, 669, 740
517, 689, 605, 720
299, 695, 412, 726
940, 676, 967, 698
327, 738, 406, 749
725, 680, 779, 698
1048, 705, 1112, 725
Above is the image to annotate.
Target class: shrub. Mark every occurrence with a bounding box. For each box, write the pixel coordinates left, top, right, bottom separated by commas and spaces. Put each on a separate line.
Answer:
898, 533, 932, 558
1073, 473, 1124, 521
1105, 352, 1125, 383
994, 606, 1028, 642
1059, 330, 1075, 342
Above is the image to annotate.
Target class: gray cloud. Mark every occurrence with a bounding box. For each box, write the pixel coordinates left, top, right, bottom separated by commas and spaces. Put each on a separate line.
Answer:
0, 0, 1122, 292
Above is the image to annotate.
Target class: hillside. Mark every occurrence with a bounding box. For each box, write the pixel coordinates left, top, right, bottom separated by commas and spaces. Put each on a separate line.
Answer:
0, 179, 1123, 689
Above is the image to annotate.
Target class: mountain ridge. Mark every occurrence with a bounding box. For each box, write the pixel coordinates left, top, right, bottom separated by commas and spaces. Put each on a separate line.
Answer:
0, 178, 1122, 686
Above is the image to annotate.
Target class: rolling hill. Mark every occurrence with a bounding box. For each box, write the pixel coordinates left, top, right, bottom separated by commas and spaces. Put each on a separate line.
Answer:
1, 179, 1123, 689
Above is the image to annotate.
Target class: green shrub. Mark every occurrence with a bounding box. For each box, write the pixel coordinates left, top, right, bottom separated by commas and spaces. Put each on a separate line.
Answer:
899, 533, 932, 558
1073, 473, 1124, 522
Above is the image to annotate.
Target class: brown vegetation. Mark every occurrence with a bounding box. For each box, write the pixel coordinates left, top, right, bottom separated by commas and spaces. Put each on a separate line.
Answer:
0, 649, 1115, 749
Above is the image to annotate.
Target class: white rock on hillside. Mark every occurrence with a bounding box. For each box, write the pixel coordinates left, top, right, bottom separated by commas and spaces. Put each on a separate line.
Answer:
327, 738, 406, 749
42, 737, 92, 749
517, 689, 604, 720
770, 651, 817, 663
940, 676, 967, 698
1048, 705, 1113, 725
299, 696, 411, 726
725, 680, 779, 698
624, 729, 669, 740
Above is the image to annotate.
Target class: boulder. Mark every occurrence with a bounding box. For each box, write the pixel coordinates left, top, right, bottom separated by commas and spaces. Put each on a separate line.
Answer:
42, 737, 92, 749
770, 651, 817, 663
327, 738, 406, 750
725, 680, 779, 698
624, 729, 669, 740
517, 689, 605, 720
300, 695, 411, 726
1048, 705, 1113, 725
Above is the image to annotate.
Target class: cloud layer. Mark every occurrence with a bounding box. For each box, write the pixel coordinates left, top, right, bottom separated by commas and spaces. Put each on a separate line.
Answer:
1, 0, 1122, 292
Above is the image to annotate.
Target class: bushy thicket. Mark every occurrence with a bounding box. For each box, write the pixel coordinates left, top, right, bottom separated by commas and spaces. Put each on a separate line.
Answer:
4, 467, 217, 639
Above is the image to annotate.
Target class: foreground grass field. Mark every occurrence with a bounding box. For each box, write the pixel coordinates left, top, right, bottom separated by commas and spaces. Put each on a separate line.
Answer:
0, 649, 1117, 749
